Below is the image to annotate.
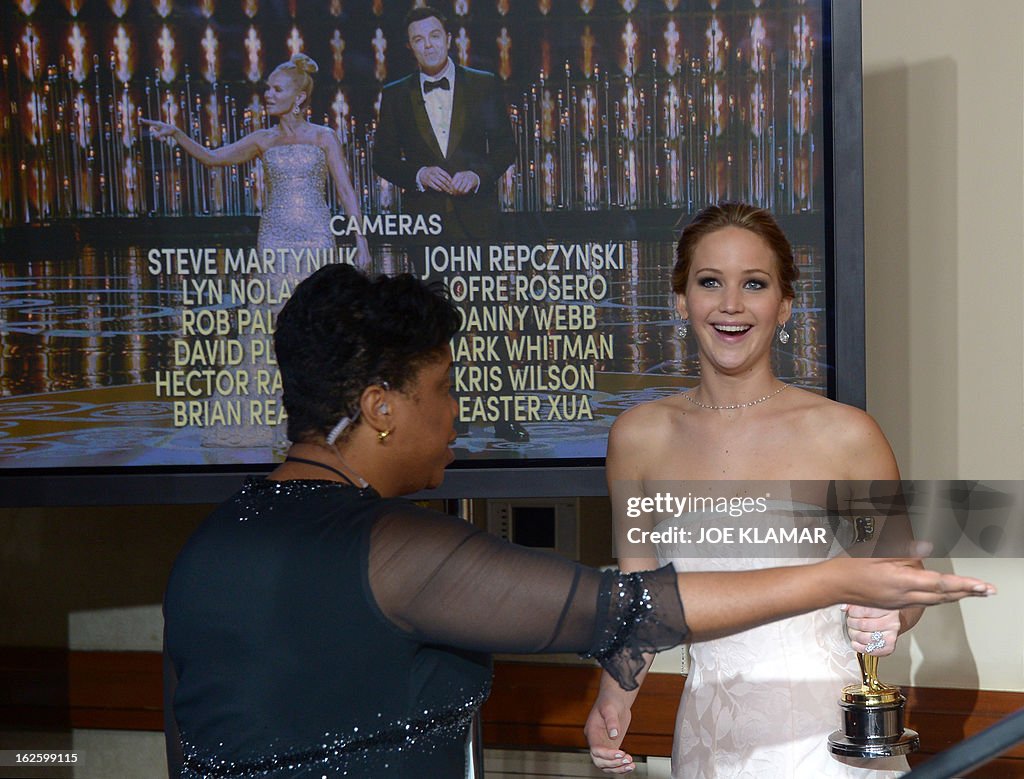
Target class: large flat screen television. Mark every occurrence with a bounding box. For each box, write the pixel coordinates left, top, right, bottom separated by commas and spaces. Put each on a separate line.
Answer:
0, 0, 865, 503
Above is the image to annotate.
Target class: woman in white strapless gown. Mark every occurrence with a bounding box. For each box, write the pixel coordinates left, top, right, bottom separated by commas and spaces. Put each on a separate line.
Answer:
585, 203, 916, 778
257, 143, 335, 259
143, 54, 370, 453
202, 142, 341, 451
656, 503, 907, 778
143, 53, 367, 263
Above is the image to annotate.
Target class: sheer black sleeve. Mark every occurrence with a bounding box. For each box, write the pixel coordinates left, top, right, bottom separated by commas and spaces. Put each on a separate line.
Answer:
366, 502, 688, 690
162, 626, 183, 778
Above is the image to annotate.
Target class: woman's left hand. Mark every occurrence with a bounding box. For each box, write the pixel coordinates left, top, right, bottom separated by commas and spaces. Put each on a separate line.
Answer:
842, 605, 902, 656
354, 234, 371, 269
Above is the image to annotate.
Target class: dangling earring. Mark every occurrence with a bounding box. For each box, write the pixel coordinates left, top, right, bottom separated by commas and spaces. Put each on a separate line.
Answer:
292, 101, 302, 117
677, 319, 689, 339
777, 323, 790, 344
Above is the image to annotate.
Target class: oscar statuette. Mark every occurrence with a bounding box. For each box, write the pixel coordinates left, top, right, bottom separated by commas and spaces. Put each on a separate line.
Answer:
828, 650, 920, 758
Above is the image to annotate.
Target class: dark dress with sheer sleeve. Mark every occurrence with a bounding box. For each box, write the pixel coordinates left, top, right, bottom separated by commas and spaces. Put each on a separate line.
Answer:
163, 478, 688, 778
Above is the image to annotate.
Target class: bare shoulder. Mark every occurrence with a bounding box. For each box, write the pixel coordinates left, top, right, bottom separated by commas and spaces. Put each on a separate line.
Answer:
312, 123, 338, 141
785, 388, 898, 477
801, 390, 884, 435
607, 396, 693, 470
606, 399, 682, 483
306, 124, 339, 148
247, 128, 276, 152
609, 397, 685, 445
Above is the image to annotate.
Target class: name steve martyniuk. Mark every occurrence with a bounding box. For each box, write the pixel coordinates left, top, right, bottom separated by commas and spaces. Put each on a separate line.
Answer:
624, 493, 830, 545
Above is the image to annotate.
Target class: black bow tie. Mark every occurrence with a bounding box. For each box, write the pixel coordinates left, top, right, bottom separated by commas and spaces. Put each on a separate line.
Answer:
423, 77, 450, 94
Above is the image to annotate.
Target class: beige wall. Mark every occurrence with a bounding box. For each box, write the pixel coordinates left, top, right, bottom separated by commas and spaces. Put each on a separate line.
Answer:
860, 0, 1024, 691
862, 0, 1024, 478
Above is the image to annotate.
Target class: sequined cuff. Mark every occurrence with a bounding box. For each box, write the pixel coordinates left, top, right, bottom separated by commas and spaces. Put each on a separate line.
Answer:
580, 565, 688, 691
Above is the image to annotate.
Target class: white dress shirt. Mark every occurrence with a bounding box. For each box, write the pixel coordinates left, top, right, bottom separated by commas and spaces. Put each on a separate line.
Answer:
415, 58, 480, 193
420, 58, 456, 157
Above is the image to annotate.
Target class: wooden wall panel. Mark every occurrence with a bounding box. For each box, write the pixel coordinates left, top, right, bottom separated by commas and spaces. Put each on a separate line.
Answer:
481, 664, 1024, 778
1, 650, 1020, 778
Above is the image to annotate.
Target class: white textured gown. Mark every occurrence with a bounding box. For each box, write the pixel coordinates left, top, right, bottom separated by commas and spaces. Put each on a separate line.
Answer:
256, 143, 334, 256
201, 144, 334, 452
656, 503, 909, 779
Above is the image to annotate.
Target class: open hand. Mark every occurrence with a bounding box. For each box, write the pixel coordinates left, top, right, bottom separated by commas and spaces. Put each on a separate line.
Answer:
834, 557, 996, 609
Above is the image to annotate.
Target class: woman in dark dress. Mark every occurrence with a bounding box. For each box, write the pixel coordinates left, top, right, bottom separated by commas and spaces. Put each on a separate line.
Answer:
162, 264, 995, 778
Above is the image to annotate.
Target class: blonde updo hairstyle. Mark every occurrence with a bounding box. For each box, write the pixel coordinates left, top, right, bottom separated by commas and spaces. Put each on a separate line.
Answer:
273, 53, 318, 113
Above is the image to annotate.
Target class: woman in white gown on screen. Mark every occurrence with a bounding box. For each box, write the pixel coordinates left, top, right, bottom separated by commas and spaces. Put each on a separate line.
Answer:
143, 54, 369, 451
585, 202, 913, 778
143, 53, 368, 266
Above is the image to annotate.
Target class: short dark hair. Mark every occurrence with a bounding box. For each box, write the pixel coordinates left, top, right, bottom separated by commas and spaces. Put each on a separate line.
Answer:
672, 202, 799, 299
274, 264, 463, 443
404, 6, 449, 38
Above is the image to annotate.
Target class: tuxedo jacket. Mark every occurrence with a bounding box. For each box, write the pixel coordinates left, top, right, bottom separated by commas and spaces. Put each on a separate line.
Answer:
373, 65, 515, 242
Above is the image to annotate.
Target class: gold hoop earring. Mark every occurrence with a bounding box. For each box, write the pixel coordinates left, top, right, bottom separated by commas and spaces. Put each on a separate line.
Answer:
377, 429, 392, 443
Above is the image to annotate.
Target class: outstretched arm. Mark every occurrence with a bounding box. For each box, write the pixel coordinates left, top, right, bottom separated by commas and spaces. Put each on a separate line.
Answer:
368, 503, 993, 657
682, 556, 990, 636
141, 119, 263, 167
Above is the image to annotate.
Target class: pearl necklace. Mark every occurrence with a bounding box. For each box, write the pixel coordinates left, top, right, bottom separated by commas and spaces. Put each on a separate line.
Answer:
684, 383, 788, 410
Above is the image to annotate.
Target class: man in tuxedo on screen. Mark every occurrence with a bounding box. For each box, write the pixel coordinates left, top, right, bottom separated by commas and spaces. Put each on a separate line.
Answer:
375, 5, 527, 443
373, 5, 516, 244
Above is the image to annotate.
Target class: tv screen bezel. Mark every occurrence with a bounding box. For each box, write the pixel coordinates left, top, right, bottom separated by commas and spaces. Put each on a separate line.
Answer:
0, 0, 865, 506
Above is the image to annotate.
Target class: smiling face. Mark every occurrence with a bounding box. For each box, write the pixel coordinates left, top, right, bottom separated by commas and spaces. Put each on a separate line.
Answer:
387, 346, 458, 492
264, 70, 304, 118
407, 15, 451, 77
677, 226, 792, 377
